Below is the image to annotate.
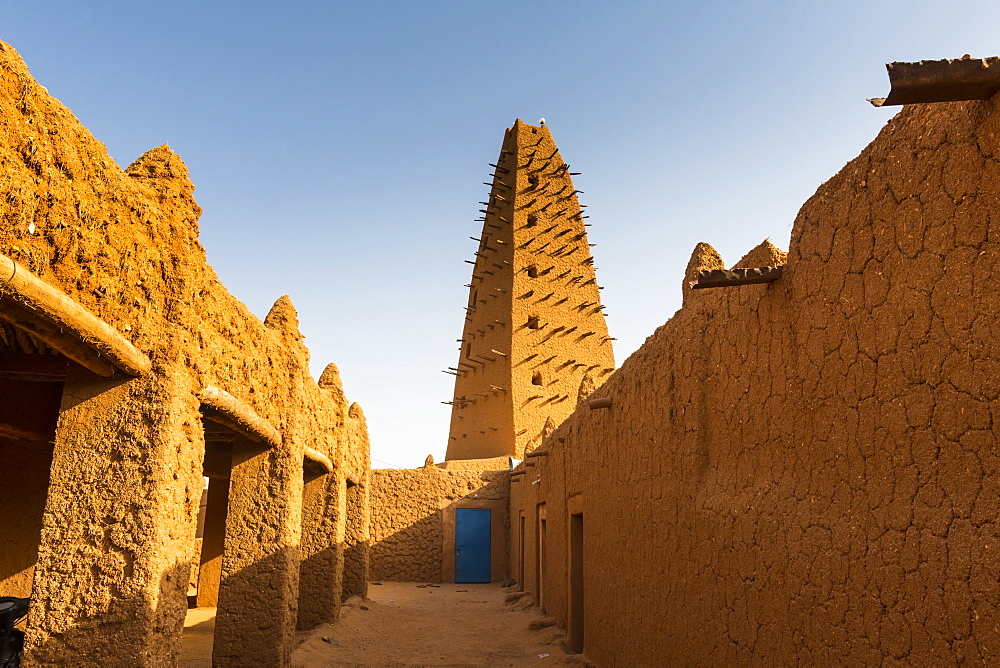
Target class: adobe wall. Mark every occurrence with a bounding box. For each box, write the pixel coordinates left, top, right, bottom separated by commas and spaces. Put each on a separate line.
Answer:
511, 96, 1000, 664
341, 402, 372, 601
0, 41, 370, 666
370, 466, 509, 583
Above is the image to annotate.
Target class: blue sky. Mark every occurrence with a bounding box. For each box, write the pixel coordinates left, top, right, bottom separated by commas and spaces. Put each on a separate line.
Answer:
3, 2, 999, 467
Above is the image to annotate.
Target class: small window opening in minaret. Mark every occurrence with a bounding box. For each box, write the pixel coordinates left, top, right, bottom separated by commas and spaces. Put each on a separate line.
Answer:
526, 215, 538, 227
528, 175, 539, 189
527, 265, 538, 278
527, 315, 540, 329
470, 291, 478, 306
466, 343, 472, 358
532, 372, 543, 385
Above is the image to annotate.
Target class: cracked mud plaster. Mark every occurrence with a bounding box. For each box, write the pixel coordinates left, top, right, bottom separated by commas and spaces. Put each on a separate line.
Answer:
511, 97, 1000, 665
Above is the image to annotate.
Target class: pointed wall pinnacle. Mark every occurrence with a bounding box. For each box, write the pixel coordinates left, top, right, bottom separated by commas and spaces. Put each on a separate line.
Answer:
735, 239, 788, 268
683, 242, 725, 305
126, 145, 197, 203
318, 362, 347, 407
541, 416, 556, 441
265, 295, 310, 366
577, 372, 596, 406
265, 295, 302, 338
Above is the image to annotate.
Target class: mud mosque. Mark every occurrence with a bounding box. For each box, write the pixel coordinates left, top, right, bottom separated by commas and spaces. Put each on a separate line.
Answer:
3, 38, 1000, 665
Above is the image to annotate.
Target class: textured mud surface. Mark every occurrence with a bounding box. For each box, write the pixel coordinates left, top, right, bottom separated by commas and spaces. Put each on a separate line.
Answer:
370, 468, 509, 583
512, 97, 1000, 664
0, 40, 369, 665
293, 582, 579, 667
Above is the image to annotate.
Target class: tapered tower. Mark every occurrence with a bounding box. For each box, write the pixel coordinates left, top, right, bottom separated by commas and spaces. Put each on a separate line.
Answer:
445, 120, 615, 461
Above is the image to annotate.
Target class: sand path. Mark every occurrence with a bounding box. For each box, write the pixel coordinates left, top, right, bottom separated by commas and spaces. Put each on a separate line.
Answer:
291, 581, 582, 667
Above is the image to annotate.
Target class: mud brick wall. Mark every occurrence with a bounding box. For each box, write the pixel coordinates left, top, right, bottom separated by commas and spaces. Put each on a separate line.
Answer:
0, 40, 370, 666
511, 97, 1000, 665
370, 467, 509, 582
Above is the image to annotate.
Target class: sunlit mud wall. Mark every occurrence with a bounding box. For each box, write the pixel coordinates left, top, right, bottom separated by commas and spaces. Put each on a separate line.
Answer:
0, 40, 370, 666
511, 97, 1000, 664
370, 467, 509, 583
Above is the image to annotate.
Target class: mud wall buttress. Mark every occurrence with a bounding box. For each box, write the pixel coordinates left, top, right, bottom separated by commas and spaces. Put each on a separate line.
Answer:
26, 364, 203, 665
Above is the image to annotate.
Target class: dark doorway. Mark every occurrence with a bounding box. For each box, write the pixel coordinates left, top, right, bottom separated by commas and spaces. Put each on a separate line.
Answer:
0, 323, 68, 599
517, 512, 525, 592
535, 504, 546, 609
569, 512, 584, 653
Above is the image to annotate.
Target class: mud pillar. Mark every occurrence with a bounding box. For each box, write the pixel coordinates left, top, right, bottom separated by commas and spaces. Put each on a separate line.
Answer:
342, 477, 370, 601
196, 477, 230, 608
211, 433, 303, 666
24, 366, 203, 666
297, 471, 343, 630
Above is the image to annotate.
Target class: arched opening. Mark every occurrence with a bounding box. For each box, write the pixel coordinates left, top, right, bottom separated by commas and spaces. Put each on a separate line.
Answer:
526, 315, 540, 330
527, 266, 538, 278
526, 215, 538, 228
531, 372, 543, 386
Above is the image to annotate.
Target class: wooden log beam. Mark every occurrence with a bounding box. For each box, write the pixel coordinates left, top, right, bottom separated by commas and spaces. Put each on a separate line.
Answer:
0, 298, 118, 377
524, 449, 550, 459
303, 446, 334, 475
868, 56, 1000, 107
690, 266, 784, 290
199, 385, 281, 448
0, 254, 151, 376
343, 468, 360, 487
588, 397, 613, 410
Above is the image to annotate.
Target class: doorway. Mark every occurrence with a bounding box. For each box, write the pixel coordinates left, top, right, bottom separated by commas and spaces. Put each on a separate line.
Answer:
0, 324, 68, 600
535, 504, 546, 609
569, 512, 584, 653
455, 508, 491, 583
517, 512, 525, 591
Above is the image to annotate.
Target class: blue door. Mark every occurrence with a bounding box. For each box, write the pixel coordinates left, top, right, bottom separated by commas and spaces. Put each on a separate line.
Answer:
455, 508, 491, 583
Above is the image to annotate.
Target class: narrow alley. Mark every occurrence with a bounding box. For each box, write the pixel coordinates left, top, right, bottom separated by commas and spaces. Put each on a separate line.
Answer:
291, 582, 588, 667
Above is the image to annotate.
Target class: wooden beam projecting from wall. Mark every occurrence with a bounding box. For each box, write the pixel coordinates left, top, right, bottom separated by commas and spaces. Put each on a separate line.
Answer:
0, 254, 152, 377
200, 385, 282, 448
868, 56, 1000, 107
690, 266, 784, 290
524, 449, 550, 459
303, 446, 334, 475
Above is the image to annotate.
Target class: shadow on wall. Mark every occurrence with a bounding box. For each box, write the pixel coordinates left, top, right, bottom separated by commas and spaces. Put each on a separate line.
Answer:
342, 537, 369, 602
370, 471, 509, 584
372, 512, 442, 583
25, 560, 193, 665
25, 543, 348, 665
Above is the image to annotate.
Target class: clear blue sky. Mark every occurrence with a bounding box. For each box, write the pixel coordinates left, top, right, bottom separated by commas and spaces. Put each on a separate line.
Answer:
3, 2, 998, 467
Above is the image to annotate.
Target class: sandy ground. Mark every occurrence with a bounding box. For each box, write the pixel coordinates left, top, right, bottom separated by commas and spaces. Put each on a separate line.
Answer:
292, 582, 585, 667
178, 582, 585, 667
179, 606, 216, 667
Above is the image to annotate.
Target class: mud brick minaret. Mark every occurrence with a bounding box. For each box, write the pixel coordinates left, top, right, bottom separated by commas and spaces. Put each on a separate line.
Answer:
444, 120, 615, 461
